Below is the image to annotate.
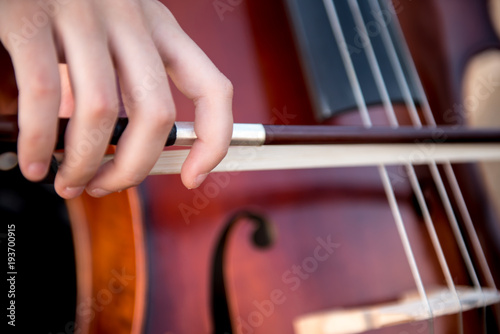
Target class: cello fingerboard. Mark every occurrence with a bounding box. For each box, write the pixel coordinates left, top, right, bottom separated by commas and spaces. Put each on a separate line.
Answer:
284, 0, 420, 121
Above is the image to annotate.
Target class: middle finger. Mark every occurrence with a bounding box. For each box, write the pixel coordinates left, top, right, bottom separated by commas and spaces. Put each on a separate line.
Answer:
53, 3, 118, 198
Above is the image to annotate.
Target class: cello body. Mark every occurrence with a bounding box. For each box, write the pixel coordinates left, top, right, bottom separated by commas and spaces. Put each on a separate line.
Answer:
1, 0, 500, 333
136, 0, 500, 333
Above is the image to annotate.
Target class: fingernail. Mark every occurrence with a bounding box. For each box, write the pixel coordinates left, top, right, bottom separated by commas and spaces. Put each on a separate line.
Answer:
191, 173, 208, 189
27, 162, 47, 179
88, 188, 112, 198
63, 186, 85, 198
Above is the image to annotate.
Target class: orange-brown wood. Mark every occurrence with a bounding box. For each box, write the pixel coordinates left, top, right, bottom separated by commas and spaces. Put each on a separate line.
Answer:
66, 186, 146, 334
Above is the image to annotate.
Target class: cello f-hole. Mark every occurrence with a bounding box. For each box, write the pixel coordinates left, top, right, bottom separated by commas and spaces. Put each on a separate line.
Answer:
211, 211, 275, 334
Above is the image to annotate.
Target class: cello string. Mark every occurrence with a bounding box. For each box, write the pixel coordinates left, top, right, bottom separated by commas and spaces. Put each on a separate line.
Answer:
372, 0, 480, 292
384, 0, 496, 291
366, 0, 466, 328
321, 1, 372, 128
367, 0, 420, 128
377, 1, 493, 331
366, 0, 467, 323
347, 1, 456, 331
322, 1, 435, 332
443, 163, 497, 289
345, 0, 397, 127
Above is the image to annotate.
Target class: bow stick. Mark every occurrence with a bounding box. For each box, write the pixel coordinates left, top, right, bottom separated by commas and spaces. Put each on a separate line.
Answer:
1, 115, 500, 174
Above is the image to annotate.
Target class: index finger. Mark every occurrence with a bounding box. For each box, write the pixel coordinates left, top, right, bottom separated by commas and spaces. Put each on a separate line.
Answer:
150, 5, 233, 189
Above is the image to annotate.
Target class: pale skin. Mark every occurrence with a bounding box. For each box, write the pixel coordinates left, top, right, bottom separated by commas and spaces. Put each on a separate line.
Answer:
0, 0, 233, 199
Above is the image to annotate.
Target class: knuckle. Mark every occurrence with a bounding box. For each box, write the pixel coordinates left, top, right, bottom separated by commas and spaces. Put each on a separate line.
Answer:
83, 92, 117, 120
148, 105, 174, 130
119, 169, 147, 188
27, 71, 59, 99
217, 76, 233, 99
21, 128, 53, 148
155, 111, 173, 130
212, 143, 229, 161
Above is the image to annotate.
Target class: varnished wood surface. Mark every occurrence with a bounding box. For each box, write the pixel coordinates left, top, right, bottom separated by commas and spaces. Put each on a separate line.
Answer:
66, 185, 147, 334
1, 0, 498, 333
138, 0, 500, 333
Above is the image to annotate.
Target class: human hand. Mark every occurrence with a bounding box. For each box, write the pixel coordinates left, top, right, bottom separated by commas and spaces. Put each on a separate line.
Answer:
0, 0, 233, 198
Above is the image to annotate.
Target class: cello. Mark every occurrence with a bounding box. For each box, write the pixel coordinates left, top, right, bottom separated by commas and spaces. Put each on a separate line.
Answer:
1, 0, 500, 333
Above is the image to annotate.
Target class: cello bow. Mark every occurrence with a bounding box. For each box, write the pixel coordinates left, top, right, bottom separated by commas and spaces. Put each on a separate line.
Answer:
1, 117, 500, 174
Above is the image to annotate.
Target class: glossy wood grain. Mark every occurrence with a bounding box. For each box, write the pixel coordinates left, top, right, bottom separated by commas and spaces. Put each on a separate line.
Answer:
137, 0, 500, 333
67, 185, 147, 334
